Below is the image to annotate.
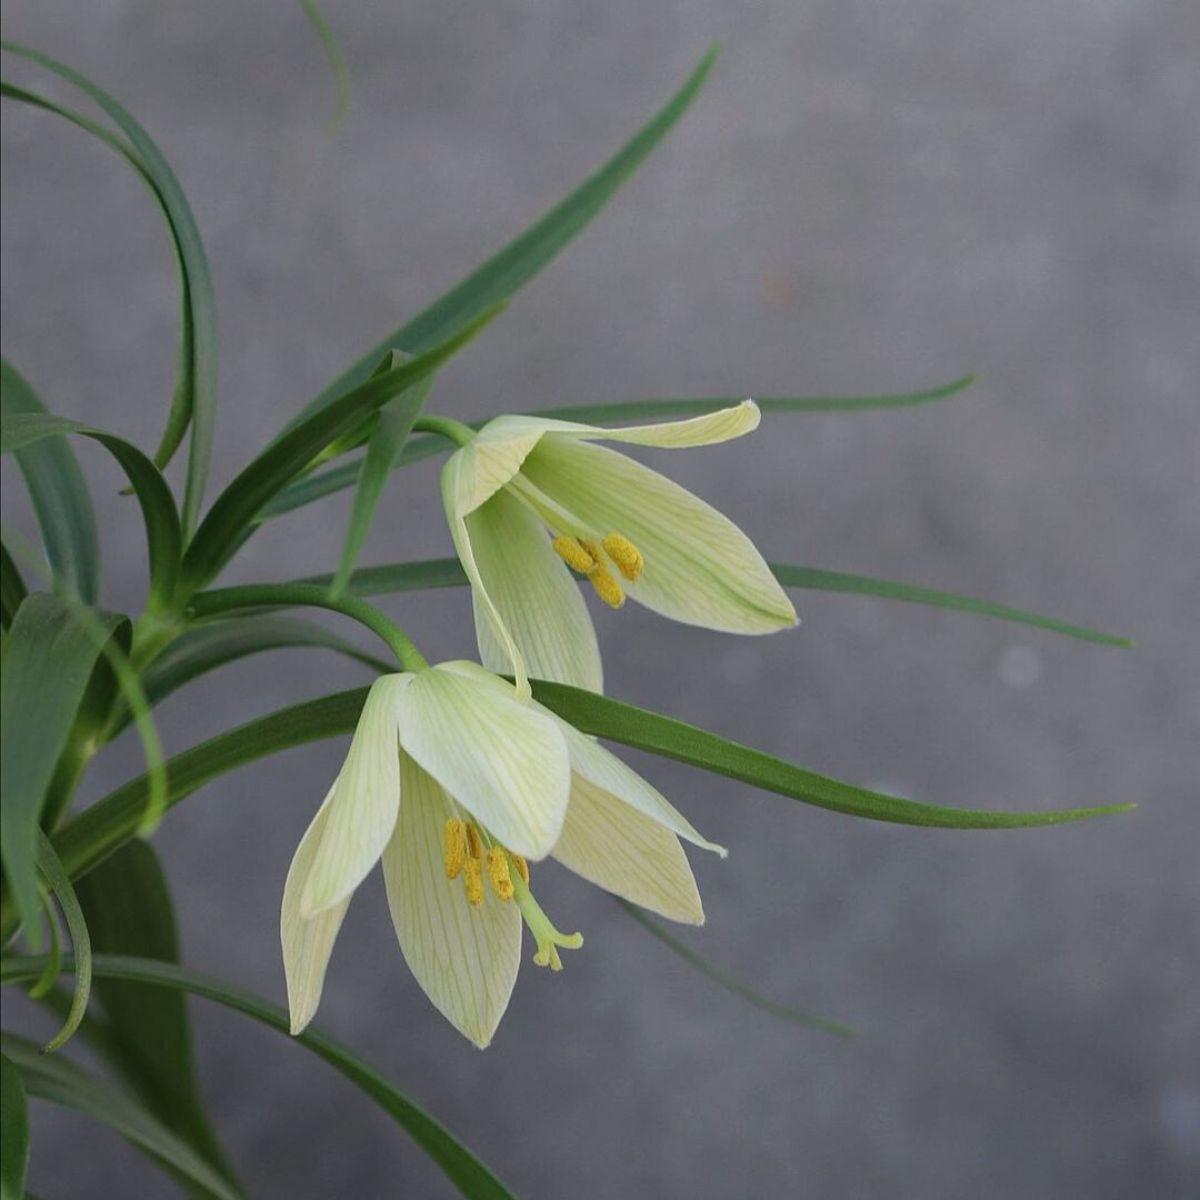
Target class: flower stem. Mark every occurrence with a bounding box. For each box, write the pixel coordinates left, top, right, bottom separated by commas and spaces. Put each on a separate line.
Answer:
413, 414, 476, 447
186, 583, 428, 671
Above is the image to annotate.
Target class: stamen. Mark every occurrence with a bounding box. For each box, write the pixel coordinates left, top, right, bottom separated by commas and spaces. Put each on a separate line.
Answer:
552, 536, 597, 575
443, 819, 467, 880
486, 848, 514, 901
462, 856, 484, 907
466, 823, 483, 861
509, 853, 530, 885
512, 874, 583, 971
587, 564, 625, 609
602, 534, 644, 582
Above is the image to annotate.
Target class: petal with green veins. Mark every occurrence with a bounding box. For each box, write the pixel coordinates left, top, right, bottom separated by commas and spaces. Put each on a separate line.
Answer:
298, 674, 407, 915
465, 488, 602, 692
382, 754, 521, 1049
522, 437, 796, 634
281, 787, 352, 1034
552, 775, 704, 925
397, 662, 570, 859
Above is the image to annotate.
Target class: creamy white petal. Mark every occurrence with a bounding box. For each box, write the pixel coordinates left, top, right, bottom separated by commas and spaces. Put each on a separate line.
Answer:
540, 710, 726, 856
448, 421, 547, 515
382, 754, 522, 1048
540, 399, 761, 449
281, 789, 352, 1034
299, 674, 407, 916
465, 489, 602, 693
397, 661, 571, 859
521, 437, 796, 634
442, 452, 530, 696
552, 774, 704, 924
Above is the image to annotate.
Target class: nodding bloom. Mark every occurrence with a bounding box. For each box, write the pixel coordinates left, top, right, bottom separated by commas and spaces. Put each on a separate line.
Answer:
440, 401, 796, 695
281, 661, 724, 1048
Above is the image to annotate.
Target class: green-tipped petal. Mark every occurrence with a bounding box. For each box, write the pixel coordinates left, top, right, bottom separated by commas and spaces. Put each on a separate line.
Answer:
466, 489, 603, 693
553, 775, 704, 925
542, 710, 726, 856
298, 674, 406, 916
397, 662, 571, 859
522, 438, 797, 634
442, 452, 530, 696
382, 754, 522, 1048
540, 398, 761, 448
281, 789, 352, 1034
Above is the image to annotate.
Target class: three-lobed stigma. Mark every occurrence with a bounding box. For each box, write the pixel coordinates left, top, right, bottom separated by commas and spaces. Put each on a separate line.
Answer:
442, 818, 583, 969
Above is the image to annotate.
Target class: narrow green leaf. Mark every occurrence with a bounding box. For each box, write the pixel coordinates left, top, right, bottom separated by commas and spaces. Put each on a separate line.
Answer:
283, 46, 717, 437
26, 897, 62, 1001
614, 898, 855, 1037
0, 1052, 30, 1200
0, 596, 121, 943
527, 681, 1134, 829
74, 842, 240, 1188
1, 957, 516, 1200
33, 834, 92, 1054
771, 564, 1131, 647
106, 615, 390, 737
1, 410, 183, 609
289, 554, 1130, 647
260, 375, 975, 520
298, 0, 350, 130
0, 1035, 241, 1200
331, 357, 433, 597
179, 307, 503, 594
0, 541, 27, 630
0, 360, 99, 603
1, 46, 218, 535
297, 556, 467, 596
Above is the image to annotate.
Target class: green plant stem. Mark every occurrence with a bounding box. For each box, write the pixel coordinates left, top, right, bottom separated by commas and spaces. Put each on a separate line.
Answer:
412, 414, 475, 447
186, 583, 427, 671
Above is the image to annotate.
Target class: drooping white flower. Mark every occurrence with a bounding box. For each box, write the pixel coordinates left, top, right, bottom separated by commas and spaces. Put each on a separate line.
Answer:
441, 401, 797, 695
282, 662, 723, 1048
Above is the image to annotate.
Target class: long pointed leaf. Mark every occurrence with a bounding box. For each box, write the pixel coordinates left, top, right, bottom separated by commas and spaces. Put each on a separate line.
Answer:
0, 541, 27, 630
2, 44, 218, 535
1, 957, 516, 1200
74, 842, 240, 1187
0, 596, 122, 943
262, 375, 974, 521
530, 681, 1133, 829
286, 555, 1129, 646
2, 410, 182, 608
0, 360, 99, 603
33, 834, 92, 1055
0, 1035, 241, 1200
283, 46, 717, 436
0, 1051, 30, 1200
298, 0, 350, 130
179, 307, 501, 593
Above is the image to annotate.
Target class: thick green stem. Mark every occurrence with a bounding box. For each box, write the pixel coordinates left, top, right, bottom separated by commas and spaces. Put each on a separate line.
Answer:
412, 414, 476, 447
186, 583, 428, 671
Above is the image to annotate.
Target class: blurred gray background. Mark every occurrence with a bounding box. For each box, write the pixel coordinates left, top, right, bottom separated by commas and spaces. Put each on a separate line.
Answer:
2, 1, 1197, 1197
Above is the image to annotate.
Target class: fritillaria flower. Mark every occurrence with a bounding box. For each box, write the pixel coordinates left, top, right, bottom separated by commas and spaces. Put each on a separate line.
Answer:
282, 662, 723, 1047
441, 401, 796, 694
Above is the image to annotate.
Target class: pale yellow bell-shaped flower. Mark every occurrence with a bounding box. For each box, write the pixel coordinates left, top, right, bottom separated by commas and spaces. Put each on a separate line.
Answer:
281, 662, 724, 1048
440, 401, 797, 696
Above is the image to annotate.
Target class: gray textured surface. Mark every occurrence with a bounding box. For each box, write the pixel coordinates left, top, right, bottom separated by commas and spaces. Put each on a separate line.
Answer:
2, 1, 1198, 1197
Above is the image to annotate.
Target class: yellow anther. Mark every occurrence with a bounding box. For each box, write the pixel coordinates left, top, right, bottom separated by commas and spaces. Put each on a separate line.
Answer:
462, 857, 484, 907
486, 848, 514, 901
587, 564, 625, 609
510, 853, 530, 885
602, 534, 644, 582
466, 823, 483, 860
552, 536, 597, 574
443, 819, 467, 880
